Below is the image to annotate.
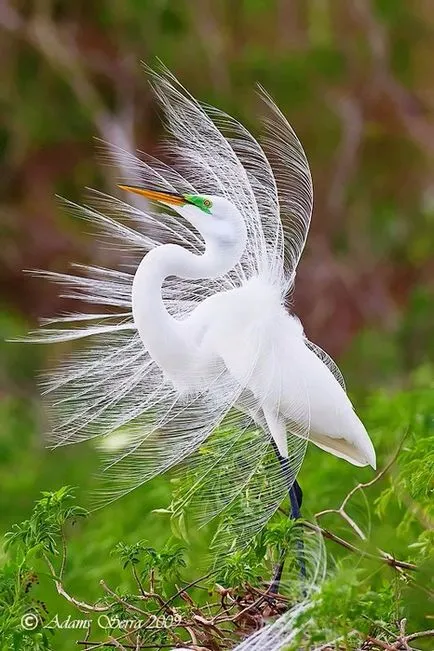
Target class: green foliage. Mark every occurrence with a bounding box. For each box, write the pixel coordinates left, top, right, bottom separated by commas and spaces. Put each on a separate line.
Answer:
215, 548, 264, 587
0, 488, 87, 651
5, 487, 87, 557
112, 540, 156, 569
291, 567, 398, 649
112, 539, 186, 584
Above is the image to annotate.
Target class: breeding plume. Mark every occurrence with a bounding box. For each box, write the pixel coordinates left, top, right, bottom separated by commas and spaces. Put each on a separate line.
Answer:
30, 69, 375, 546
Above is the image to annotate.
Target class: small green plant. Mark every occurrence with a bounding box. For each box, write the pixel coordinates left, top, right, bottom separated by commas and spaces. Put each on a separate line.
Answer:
1, 487, 87, 651
5, 486, 88, 556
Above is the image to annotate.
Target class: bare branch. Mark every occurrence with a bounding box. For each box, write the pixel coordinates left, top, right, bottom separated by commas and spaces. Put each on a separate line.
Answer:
99, 579, 148, 617
301, 521, 417, 572
43, 553, 109, 613
406, 629, 434, 643
315, 442, 403, 539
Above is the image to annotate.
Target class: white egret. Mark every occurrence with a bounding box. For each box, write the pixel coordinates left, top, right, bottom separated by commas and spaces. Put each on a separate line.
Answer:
30, 69, 375, 553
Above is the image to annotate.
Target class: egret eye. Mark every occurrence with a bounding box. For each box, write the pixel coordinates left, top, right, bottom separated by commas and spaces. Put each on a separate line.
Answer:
182, 194, 212, 213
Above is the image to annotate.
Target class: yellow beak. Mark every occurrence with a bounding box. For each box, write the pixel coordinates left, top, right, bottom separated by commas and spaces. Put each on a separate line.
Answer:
118, 185, 186, 206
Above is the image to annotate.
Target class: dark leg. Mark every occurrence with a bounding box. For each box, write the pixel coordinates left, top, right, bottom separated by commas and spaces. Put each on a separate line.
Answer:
277, 452, 303, 519
289, 480, 306, 579
269, 442, 306, 593
292, 480, 303, 512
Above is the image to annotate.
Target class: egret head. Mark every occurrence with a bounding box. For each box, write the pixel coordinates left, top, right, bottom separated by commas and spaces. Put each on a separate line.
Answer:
119, 186, 247, 255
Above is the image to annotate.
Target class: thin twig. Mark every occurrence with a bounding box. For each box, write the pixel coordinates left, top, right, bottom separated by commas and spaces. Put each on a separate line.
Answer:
365, 636, 395, 650
107, 637, 127, 650
155, 572, 214, 615
59, 528, 67, 580
406, 629, 434, 642
315, 442, 403, 540
77, 643, 174, 650
43, 553, 109, 613
132, 565, 146, 598
100, 580, 148, 616
301, 522, 417, 571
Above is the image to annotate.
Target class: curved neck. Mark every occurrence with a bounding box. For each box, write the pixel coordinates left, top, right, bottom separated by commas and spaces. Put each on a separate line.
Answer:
132, 241, 242, 373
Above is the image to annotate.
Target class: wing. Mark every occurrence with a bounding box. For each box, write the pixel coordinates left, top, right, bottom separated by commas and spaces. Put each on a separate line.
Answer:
304, 339, 346, 392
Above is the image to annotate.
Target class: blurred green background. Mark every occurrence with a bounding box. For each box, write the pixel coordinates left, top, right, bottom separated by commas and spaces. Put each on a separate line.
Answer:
1, 1, 433, 649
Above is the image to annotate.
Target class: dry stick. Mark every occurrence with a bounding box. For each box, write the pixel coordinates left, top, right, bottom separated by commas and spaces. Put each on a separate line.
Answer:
43, 553, 110, 613
131, 565, 146, 598
100, 579, 189, 649
312, 441, 422, 573
107, 637, 127, 651
278, 444, 416, 574
45, 548, 185, 651
155, 571, 215, 615
365, 636, 396, 650
245, 582, 290, 603
77, 643, 175, 650
229, 593, 271, 623
315, 442, 404, 540
99, 580, 149, 617
136, 590, 174, 611
406, 629, 434, 643
185, 625, 199, 646
76, 574, 209, 651
301, 521, 417, 572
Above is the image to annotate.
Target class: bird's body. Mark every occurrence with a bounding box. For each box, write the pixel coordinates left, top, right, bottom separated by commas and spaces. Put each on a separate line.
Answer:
30, 69, 375, 544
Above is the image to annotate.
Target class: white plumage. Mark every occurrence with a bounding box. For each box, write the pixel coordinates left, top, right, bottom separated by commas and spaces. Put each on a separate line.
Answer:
29, 68, 375, 544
